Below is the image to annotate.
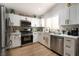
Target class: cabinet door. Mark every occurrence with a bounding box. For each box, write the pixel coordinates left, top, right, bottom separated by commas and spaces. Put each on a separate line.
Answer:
59, 9, 66, 25
10, 33, 21, 48
31, 18, 36, 27
76, 4, 79, 24
13, 36, 21, 47
40, 35, 48, 47
40, 33, 50, 48
59, 4, 78, 25
59, 8, 69, 25
33, 32, 43, 43
31, 18, 41, 27
33, 33, 39, 42
9, 34, 14, 48
38, 33, 43, 43
45, 34, 50, 48
70, 4, 77, 24
9, 14, 21, 26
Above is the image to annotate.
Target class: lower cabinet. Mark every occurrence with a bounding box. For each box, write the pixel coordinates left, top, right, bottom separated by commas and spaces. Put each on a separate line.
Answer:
33, 32, 50, 48
64, 37, 77, 56
9, 33, 21, 49
33, 32, 39, 43
33, 32, 43, 43
39, 33, 50, 48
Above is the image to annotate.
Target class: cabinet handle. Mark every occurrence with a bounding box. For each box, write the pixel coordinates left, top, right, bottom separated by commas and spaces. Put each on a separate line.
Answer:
65, 20, 66, 24
65, 53, 71, 56
66, 45, 71, 48
66, 40, 71, 42
65, 19, 69, 24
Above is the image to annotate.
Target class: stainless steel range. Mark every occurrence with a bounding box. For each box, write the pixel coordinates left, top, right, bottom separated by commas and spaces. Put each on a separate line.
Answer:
20, 20, 33, 45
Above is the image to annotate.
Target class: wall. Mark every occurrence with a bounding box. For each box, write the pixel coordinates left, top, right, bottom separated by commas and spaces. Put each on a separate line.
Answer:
43, 3, 65, 19
42, 3, 79, 31
42, 3, 65, 30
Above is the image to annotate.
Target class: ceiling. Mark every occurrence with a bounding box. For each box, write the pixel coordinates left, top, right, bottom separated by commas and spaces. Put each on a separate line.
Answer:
2, 3, 55, 16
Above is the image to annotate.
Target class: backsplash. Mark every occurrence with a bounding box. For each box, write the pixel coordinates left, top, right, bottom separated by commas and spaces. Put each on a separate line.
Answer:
61, 25, 79, 31
32, 27, 44, 32
60, 25, 79, 36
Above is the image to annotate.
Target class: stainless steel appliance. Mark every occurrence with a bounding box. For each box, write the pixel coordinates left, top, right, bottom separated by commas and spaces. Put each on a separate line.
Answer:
21, 33, 33, 45
0, 5, 12, 56
50, 35, 64, 55
67, 28, 79, 36
0, 5, 6, 56
20, 20, 33, 45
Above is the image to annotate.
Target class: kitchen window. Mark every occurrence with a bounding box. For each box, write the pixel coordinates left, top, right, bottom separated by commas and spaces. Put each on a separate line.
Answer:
46, 15, 59, 30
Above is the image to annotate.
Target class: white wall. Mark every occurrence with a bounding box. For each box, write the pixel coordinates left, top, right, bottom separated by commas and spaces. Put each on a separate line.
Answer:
42, 3, 79, 30
42, 3, 65, 30
43, 3, 65, 19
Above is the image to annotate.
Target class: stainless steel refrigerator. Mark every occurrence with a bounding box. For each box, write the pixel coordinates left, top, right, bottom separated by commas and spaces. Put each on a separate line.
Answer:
0, 5, 7, 56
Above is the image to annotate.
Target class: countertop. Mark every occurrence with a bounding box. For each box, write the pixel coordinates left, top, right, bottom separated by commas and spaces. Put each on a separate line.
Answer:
50, 33, 79, 39
32, 31, 79, 39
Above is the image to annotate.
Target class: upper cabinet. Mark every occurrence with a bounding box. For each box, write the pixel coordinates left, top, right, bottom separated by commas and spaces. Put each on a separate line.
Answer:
59, 3, 79, 25
8, 14, 26, 26
31, 18, 42, 27
8, 14, 21, 26
69, 4, 77, 24
76, 4, 79, 24
8, 14, 42, 27
59, 7, 69, 25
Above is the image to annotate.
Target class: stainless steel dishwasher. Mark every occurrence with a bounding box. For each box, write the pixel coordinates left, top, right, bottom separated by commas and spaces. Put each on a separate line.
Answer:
50, 35, 64, 55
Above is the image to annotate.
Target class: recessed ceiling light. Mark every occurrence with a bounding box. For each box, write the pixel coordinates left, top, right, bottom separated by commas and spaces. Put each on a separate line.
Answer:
38, 8, 41, 10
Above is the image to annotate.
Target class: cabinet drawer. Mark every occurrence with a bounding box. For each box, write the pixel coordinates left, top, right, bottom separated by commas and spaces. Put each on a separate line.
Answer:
64, 47, 75, 56
64, 43, 75, 49
64, 37, 76, 56
64, 52, 73, 56
64, 38, 75, 47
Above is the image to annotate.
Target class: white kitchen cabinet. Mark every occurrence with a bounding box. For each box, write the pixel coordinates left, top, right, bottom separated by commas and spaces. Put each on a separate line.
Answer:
59, 8, 69, 25
9, 32, 21, 49
64, 37, 76, 56
41, 18, 45, 27
33, 32, 43, 43
69, 4, 77, 24
76, 4, 79, 24
59, 4, 78, 25
8, 14, 21, 26
31, 18, 36, 27
33, 32, 39, 42
39, 33, 50, 48
31, 18, 42, 27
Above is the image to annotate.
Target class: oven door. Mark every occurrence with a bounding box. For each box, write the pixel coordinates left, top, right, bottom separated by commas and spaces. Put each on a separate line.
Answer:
21, 35, 33, 45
